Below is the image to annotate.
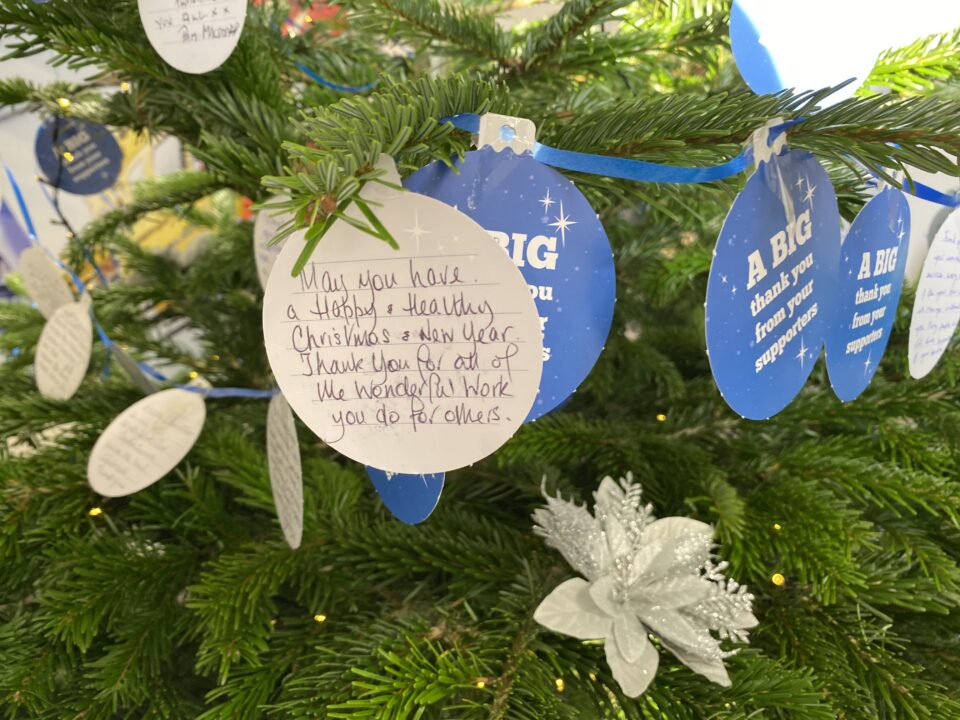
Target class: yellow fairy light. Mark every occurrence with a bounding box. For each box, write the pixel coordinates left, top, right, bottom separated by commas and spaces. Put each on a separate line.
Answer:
554, 677, 565, 692
313, 613, 327, 624
88, 507, 103, 517
773, 523, 782, 532
56, 97, 71, 109
475, 680, 486, 689
304, 14, 313, 22
119, 81, 131, 92
771, 572, 786, 587
211, 354, 220, 362
656, 413, 666, 422
65, 231, 75, 239
62, 151, 75, 163
188, 371, 199, 379
269, 618, 277, 627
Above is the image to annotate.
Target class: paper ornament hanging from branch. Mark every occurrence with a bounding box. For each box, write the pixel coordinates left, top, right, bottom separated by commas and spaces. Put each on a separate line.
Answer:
35, 295, 93, 401
533, 474, 757, 697
406, 129, 615, 421
262, 158, 543, 475
18, 246, 75, 319
266, 394, 303, 549
138, 0, 247, 74
705, 143, 840, 419
730, 0, 879, 106
365, 467, 444, 525
826, 187, 910, 400
88, 385, 207, 497
253, 196, 293, 289
35, 117, 122, 195
908, 207, 960, 378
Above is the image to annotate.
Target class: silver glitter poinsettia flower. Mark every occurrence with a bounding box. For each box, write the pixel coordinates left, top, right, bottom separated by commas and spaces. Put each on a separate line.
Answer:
532, 474, 757, 697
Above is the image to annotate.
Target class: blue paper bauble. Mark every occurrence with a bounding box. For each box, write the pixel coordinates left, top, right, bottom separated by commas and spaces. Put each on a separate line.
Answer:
706, 149, 840, 419
826, 188, 909, 401
405, 147, 616, 421
35, 116, 121, 195
729, 0, 781, 95
729, 0, 878, 106
366, 467, 445, 525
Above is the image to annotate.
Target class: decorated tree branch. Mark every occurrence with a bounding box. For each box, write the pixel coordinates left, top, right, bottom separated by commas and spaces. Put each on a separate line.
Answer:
0, 0, 959, 718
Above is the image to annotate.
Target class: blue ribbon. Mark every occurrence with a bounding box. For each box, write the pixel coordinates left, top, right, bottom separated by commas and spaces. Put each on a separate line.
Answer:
296, 62, 378, 93
440, 113, 960, 204
440, 113, 765, 183
4, 165, 38, 240
903, 178, 959, 208
4, 165, 277, 401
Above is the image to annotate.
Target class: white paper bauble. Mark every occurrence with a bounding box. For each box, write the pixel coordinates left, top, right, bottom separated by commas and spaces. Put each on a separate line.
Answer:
88, 387, 207, 497
35, 299, 92, 401
266, 394, 303, 549
909, 208, 960, 379
19, 247, 74, 319
138, 0, 247, 74
262, 185, 543, 474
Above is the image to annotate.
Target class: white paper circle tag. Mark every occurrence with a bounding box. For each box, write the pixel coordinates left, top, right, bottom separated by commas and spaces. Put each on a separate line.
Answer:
254, 196, 292, 289
36, 301, 92, 400
263, 192, 543, 474
909, 207, 960, 379
19, 247, 74, 319
138, 0, 247, 74
267, 394, 303, 548
88, 388, 207, 497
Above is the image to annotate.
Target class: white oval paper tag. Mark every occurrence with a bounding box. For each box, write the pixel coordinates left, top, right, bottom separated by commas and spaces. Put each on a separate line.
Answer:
253, 196, 292, 289
138, 0, 247, 75
909, 207, 960, 378
267, 394, 303, 549
36, 301, 93, 400
19, 246, 74, 319
262, 190, 544, 474
88, 388, 207, 497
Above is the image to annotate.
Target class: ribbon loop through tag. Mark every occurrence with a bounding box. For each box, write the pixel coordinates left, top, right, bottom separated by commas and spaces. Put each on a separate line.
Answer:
750, 117, 787, 168
478, 113, 537, 154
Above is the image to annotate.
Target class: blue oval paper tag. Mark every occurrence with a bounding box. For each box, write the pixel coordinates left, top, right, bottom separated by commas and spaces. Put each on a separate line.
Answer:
706, 150, 840, 419
35, 117, 121, 195
826, 188, 909, 401
405, 147, 616, 420
366, 467, 445, 525
729, 0, 781, 95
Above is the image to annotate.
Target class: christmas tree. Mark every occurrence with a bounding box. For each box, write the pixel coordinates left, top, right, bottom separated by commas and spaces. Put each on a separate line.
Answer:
2, 1, 960, 717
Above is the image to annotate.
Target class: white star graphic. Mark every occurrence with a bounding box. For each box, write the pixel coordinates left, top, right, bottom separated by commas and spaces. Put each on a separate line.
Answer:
803, 182, 816, 205
549, 201, 577, 247
539, 188, 555, 215
863, 352, 873, 376
796, 337, 808, 368
897, 227, 906, 242
731, 285, 737, 296
404, 210, 431, 251
721, 274, 728, 284
795, 175, 805, 191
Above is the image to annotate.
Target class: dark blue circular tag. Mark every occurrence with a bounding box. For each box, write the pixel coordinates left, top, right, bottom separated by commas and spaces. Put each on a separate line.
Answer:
706, 150, 840, 419
366, 467, 445, 525
35, 117, 121, 195
826, 188, 909, 401
405, 147, 616, 420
